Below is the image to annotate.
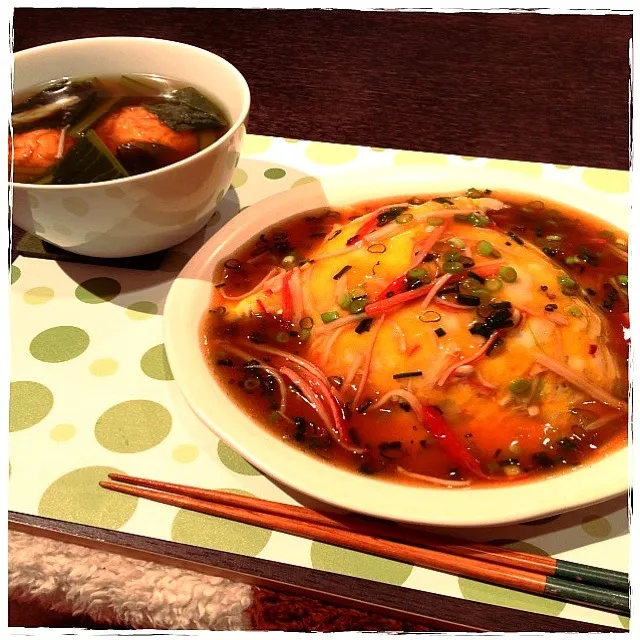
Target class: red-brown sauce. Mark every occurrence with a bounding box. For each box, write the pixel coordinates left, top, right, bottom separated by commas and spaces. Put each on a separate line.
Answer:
201, 191, 629, 487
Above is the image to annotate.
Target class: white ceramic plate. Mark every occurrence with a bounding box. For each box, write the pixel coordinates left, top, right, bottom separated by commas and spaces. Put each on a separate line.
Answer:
164, 165, 629, 527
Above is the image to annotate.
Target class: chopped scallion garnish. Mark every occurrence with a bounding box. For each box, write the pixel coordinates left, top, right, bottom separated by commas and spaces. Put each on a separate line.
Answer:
498, 266, 518, 283
395, 213, 414, 224
442, 261, 464, 274
509, 378, 532, 395
300, 316, 314, 329
476, 240, 493, 257
349, 299, 367, 314
407, 267, 428, 280
557, 273, 577, 289
484, 277, 503, 292
320, 311, 341, 324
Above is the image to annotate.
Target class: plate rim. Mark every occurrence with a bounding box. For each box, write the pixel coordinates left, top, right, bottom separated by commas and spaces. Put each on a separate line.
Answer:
164, 164, 629, 527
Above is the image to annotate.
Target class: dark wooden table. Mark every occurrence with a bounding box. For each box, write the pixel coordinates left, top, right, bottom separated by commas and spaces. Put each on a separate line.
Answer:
10, 8, 631, 633
13, 8, 630, 170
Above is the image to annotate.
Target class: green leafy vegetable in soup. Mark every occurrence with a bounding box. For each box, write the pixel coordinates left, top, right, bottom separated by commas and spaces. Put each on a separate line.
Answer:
9, 74, 230, 184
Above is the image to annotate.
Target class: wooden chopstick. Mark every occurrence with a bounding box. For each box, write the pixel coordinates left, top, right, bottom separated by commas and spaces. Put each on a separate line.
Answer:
100, 474, 630, 616
105, 473, 628, 591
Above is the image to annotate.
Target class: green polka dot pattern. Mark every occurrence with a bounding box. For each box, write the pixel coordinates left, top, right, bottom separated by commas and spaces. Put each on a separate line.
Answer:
9, 381, 54, 432
305, 142, 358, 164
241, 136, 273, 155
23, 287, 54, 305
39, 466, 137, 529
173, 444, 199, 463
458, 541, 565, 616
50, 423, 76, 442
7, 137, 629, 629
217, 441, 261, 475
95, 400, 172, 453
582, 168, 628, 193
232, 168, 248, 188
172, 489, 271, 555
75, 278, 121, 304
126, 301, 158, 320
393, 150, 448, 166
264, 167, 286, 180
291, 176, 319, 188
140, 344, 174, 380
30, 326, 90, 363
311, 542, 413, 585
580, 515, 612, 538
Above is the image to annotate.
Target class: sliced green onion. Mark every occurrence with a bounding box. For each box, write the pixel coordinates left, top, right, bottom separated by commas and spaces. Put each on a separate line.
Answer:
458, 278, 482, 296
443, 250, 460, 262
338, 293, 352, 309
565, 304, 583, 318
484, 277, 503, 292
468, 212, 490, 228
565, 255, 580, 265
300, 316, 314, 329
243, 377, 261, 392
419, 310, 441, 323
546, 234, 563, 242
408, 267, 428, 280
321, 311, 341, 324
448, 237, 466, 249
498, 266, 518, 283
299, 328, 312, 341
350, 286, 367, 300
617, 274, 628, 287
442, 261, 464, 274
557, 274, 577, 289
395, 213, 414, 224
476, 240, 493, 257
427, 216, 444, 226
275, 331, 290, 343
349, 299, 367, 314
509, 378, 532, 395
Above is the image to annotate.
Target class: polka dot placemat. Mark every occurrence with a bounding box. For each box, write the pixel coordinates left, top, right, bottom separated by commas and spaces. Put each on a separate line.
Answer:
9, 136, 629, 630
